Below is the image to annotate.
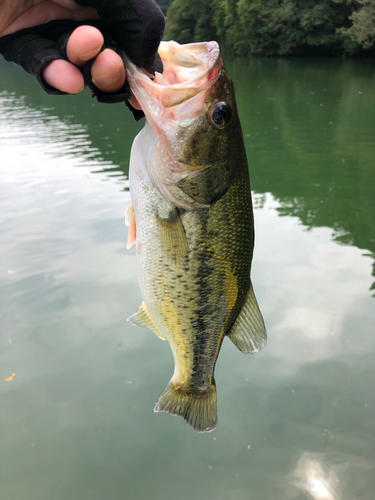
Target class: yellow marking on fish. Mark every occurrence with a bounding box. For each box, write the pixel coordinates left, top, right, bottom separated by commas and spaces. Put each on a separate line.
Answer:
224, 261, 238, 314
161, 297, 192, 386
210, 260, 239, 373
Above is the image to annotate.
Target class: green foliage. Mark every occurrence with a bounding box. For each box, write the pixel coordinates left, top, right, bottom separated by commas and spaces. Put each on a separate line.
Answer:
155, 0, 173, 15
164, 0, 374, 57
211, 0, 246, 52
165, 0, 217, 43
215, 0, 354, 56
339, 0, 375, 51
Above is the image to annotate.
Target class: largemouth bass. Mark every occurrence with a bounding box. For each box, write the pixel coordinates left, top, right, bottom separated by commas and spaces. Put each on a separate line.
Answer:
124, 41, 266, 432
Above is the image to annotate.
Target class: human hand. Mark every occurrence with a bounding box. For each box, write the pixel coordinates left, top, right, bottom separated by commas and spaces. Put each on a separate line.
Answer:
0, 0, 165, 108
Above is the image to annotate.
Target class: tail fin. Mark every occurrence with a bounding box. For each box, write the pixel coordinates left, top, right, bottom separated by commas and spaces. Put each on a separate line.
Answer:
154, 381, 217, 432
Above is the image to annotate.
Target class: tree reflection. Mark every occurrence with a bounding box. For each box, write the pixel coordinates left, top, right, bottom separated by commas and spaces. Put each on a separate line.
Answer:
1, 55, 374, 293
229, 57, 375, 295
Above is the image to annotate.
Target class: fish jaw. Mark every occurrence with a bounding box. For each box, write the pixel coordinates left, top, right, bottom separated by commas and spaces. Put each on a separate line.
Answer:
123, 41, 245, 212
122, 42, 223, 202
124, 41, 221, 133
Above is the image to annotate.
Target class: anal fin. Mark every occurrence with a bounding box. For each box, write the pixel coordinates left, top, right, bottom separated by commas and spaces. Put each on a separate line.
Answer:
127, 301, 166, 341
228, 280, 267, 354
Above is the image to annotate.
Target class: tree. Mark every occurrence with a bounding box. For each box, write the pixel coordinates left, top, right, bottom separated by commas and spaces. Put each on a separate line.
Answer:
213, 0, 354, 56
165, 0, 217, 43
339, 0, 375, 50
155, 0, 174, 15
164, 0, 373, 57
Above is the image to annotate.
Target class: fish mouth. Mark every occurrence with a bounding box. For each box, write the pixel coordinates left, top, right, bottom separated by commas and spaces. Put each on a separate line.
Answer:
123, 41, 222, 129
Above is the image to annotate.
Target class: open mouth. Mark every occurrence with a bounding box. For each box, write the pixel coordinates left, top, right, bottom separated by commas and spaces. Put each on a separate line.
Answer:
157, 41, 221, 87
124, 41, 222, 115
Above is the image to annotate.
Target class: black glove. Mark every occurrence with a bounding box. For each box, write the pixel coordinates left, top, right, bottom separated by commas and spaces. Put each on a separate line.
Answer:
0, 0, 165, 117
75, 0, 165, 74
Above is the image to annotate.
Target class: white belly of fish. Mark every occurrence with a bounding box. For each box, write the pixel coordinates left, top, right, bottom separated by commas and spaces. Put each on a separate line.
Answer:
128, 123, 177, 341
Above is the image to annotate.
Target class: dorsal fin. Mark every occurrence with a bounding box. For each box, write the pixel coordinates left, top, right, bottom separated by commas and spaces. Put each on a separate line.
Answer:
227, 281, 266, 353
127, 302, 166, 341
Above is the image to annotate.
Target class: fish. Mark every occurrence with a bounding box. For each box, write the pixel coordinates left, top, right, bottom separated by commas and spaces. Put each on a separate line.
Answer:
123, 41, 266, 432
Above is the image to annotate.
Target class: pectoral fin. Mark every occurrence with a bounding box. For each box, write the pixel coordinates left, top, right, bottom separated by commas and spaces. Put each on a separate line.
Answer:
127, 301, 166, 341
228, 281, 266, 354
156, 208, 189, 265
125, 202, 137, 249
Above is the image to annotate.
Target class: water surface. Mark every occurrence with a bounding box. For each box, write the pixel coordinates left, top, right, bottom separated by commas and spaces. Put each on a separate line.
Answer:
1, 56, 374, 500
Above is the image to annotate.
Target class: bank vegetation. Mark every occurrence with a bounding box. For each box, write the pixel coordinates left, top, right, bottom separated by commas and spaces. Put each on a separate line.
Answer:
156, 0, 375, 56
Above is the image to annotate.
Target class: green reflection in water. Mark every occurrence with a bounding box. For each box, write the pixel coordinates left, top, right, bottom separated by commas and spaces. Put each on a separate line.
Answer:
227, 57, 375, 295
0, 58, 141, 178
1, 56, 374, 291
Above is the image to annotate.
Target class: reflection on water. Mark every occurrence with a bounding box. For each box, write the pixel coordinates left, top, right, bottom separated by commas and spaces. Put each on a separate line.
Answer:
1, 57, 375, 500
289, 451, 375, 500
3, 56, 374, 290
229, 57, 375, 297
0, 58, 142, 178
0, 92, 121, 173
290, 453, 337, 500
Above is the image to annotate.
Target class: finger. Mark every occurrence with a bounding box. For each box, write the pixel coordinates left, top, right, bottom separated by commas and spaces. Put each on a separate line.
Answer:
66, 25, 104, 67
91, 48, 126, 93
42, 59, 85, 94
0, 30, 87, 95
1, 5, 99, 37
74, 0, 165, 74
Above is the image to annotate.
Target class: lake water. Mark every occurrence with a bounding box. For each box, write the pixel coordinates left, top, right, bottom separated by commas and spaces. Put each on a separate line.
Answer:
1, 55, 374, 500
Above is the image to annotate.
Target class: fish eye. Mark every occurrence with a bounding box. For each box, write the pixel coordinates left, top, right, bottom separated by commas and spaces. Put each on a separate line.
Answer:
208, 101, 232, 129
